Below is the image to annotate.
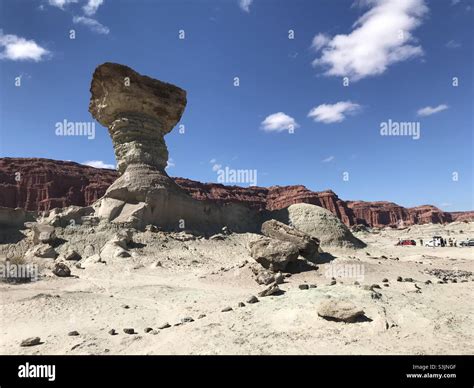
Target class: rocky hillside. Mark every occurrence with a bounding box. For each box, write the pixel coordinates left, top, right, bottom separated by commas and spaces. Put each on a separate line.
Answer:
1, 157, 470, 227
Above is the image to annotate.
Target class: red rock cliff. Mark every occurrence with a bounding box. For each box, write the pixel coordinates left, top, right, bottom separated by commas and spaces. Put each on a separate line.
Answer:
0, 157, 469, 227
0, 158, 118, 211
346, 201, 453, 227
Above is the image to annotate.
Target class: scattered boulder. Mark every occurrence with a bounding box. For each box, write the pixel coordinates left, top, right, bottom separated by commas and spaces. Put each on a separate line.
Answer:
123, 328, 135, 335
221, 306, 233, 312
27, 244, 58, 259
64, 249, 81, 261
317, 299, 365, 323
249, 237, 299, 272
261, 219, 319, 259
20, 337, 41, 347
238, 302, 245, 307
68, 331, 79, 336
158, 323, 171, 329
145, 224, 159, 233
144, 327, 153, 333
299, 284, 309, 290
108, 329, 117, 335
100, 230, 134, 260
32, 224, 56, 245
52, 262, 71, 277
258, 284, 281, 297
255, 270, 276, 285
181, 317, 194, 323
274, 272, 285, 284
246, 295, 259, 304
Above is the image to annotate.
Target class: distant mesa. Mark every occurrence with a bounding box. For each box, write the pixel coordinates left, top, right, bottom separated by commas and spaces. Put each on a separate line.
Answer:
1, 157, 471, 229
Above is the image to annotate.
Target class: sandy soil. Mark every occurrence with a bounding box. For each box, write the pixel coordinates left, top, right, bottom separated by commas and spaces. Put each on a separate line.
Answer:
1, 222, 473, 355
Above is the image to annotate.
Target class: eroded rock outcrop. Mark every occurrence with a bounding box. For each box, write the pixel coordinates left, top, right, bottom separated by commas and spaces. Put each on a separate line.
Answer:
90, 63, 259, 232
261, 219, 319, 259
270, 203, 366, 248
89, 62, 187, 174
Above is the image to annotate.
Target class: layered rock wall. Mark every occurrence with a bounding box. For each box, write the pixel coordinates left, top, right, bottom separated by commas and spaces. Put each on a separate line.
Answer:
1, 157, 467, 228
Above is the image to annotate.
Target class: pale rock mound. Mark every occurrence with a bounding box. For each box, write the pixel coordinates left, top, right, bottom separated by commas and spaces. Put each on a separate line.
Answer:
317, 298, 366, 323
272, 203, 366, 248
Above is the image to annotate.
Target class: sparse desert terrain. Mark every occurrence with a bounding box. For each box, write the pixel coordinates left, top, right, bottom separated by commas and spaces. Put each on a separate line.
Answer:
1, 220, 472, 355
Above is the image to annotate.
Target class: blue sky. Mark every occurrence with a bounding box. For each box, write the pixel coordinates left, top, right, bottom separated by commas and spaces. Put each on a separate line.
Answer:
0, 0, 472, 210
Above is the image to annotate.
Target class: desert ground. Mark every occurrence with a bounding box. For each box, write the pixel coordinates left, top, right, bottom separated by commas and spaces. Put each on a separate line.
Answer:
0, 218, 473, 356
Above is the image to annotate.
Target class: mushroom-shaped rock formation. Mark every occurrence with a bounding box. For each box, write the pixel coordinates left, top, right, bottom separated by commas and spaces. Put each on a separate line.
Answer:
89, 63, 260, 232
89, 62, 187, 173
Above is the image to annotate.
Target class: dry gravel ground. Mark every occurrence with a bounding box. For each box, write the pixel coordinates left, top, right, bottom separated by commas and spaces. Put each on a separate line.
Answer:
0, 222, 473, 355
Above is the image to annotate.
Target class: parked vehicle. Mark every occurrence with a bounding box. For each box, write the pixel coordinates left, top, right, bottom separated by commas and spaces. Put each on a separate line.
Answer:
459, 239, 474, 247
425, 235, 445, 247
425, 239, 441, 247
397, 239, 416, 246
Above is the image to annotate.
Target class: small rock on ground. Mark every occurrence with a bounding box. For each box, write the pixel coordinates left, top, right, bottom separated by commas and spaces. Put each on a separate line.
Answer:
20, 337, 41, 347
246, 296, 259, 304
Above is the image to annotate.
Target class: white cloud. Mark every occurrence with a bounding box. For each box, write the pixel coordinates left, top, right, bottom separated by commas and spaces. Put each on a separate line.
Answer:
48, 0, 78, 9
0, 31, 50, 61
311, 33, 330, 51
209, 159, 222, 172
322, 156, 335, 163
445, 40, 461, 49
166, 158, 175, 168
308, 101, 361, 124
260, 112, 299, 133
83, 0, 104, 16
439, 202, 452, 207
312, 0, 428, 81
239, 0, 253, 12
73, 16, 109, 34
417, 104, 448, 116
83, 160, 116, 169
